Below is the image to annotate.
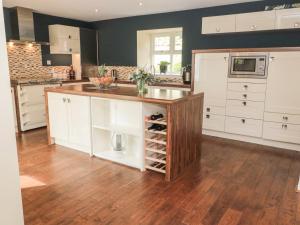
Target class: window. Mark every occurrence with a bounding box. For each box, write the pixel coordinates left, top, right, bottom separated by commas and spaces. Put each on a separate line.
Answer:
151, 32, 182, 75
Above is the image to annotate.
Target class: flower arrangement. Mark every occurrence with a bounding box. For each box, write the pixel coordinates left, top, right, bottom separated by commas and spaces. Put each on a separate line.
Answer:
89, 64, 113, 89
130, 69, 155, 93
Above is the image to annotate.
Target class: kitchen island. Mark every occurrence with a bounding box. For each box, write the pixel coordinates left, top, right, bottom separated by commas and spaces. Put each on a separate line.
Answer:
45, 84, 204, 181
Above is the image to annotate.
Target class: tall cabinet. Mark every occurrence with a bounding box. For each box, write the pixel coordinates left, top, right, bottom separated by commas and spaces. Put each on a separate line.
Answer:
195, 53, 228, 132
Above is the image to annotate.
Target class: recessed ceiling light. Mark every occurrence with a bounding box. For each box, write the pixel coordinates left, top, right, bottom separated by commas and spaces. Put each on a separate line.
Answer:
139, 2, 143, 6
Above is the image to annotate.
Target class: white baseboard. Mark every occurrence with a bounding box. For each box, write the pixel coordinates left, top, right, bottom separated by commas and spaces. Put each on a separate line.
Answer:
203, 129, 300, 152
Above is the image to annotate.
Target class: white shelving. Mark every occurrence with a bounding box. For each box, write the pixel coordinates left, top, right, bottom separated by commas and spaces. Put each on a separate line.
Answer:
91, 97, 144, 169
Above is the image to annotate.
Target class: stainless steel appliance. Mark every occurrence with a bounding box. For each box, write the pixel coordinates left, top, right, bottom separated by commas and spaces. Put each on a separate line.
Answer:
228, 52, 269, 78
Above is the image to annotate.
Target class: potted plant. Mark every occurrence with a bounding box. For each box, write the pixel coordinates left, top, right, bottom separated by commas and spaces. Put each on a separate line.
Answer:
159, 61, 170, 74
130, 69, 155, 93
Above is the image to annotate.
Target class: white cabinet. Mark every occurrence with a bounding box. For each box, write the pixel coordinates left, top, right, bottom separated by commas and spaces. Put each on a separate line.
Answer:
203, 114, 225, 132
236, 11, 276, 32
226, 100, 265, 120
263, 122, 300, 144
276, 8, 300, 30
49, 25, 80, 54
48, 92, 91, 153
265, 52, 300, 115
17, 84, 55, 131
195, 53, 229, 107
225, 116, 263, 138
202, 15, 236, 34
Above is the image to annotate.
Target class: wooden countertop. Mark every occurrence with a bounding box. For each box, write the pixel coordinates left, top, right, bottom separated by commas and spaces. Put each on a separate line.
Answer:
45, 84, 201, 105
116, 80, 191, 89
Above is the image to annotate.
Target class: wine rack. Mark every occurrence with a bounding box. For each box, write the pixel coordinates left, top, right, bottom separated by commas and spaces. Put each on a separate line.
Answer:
144, 116, 167, 174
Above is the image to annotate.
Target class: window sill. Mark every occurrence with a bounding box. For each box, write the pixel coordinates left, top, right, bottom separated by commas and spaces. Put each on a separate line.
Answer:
154, 74, 182, 78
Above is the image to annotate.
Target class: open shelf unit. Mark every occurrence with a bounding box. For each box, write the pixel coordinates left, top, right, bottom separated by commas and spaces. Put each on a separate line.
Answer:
91, 97, 144, 169
144, 115, 168, 174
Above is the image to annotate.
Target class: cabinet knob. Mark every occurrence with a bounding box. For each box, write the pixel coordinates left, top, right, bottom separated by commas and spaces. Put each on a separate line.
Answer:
206, 107, 210, 112
242, 101, 247, 106
67, 98, 71, 103
269, 56, 275, 61
69, 35, 72, 39
244, 85, 248, 89
294, 23, 299, 28
251, 25, 257, 30
69, 48, 73, 52
216, 28, 221, 32
241, 119, 246, 124
282, 124, 288, 129
243, 94, 247, 99
283, 116, 288, 121
206, 114, 210, 119
63, 97, 66, 103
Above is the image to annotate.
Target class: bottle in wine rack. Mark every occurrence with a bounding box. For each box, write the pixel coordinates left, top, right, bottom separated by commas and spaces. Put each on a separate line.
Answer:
150, 113, 163, 120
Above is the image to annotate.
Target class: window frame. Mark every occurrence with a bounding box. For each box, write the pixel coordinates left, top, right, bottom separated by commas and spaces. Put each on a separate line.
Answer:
150, 31, 182, 76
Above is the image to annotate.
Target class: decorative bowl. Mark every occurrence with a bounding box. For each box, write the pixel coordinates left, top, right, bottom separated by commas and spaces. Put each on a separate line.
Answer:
89, 76, 113, 89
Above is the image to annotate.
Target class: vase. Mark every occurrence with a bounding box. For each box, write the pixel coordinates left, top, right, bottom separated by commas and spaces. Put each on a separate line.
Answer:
160, 65, 167, 74
137, 80, 147, 93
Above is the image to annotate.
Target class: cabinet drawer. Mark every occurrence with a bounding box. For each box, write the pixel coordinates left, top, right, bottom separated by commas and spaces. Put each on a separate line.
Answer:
227, 82, 266, 93
19, 85, 45, 105
204, 105, 225, 115
203, 114, 225, 132
202, 15, 236, 34
263, 122, 300, 144
20, 104, 46, 124
276, 8, 300, 30
264, 112, 300, 125
236, 11, 275, 32
225, 116, 263, 137
227, 91, 265, 102
226, 100, 265, 120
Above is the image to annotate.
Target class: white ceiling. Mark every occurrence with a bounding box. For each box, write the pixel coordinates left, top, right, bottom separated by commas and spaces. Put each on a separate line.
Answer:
3, 0, 259, 22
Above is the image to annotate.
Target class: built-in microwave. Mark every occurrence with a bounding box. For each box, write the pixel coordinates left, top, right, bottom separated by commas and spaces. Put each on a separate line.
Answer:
228, 52, 269, 79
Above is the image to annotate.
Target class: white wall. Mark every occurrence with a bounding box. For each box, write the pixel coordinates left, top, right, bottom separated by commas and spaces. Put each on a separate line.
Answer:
0, 0, 24, 224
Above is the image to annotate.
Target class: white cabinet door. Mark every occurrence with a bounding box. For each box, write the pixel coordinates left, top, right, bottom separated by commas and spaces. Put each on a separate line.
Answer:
276, 8, 300, 29
263, 122, 300, 144
67, 95, 91, 151
236, 11, 275, 32
48, 93, 69, 142
202, 15, 236, 34
265, 52, 300, 114
203, 114, 225, 132
49, 25, 80, 54
225, 116, 263, 137
196, 53, 229, 107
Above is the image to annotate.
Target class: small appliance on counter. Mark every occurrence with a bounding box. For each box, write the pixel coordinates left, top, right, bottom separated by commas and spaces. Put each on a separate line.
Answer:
182, 65, 192, 84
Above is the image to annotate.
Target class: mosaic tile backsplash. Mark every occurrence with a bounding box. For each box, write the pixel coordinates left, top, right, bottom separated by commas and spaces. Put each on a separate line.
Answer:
7, 43, 69, 80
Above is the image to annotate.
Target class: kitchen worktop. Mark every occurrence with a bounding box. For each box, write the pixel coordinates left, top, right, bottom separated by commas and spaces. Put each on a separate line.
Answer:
116, 80, 191, 89
45, 84, 199, 105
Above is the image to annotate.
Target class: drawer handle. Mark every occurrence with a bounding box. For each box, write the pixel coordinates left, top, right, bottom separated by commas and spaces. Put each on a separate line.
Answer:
251, 25, 257, 30
206, 107, 210, 112
206, 115, 210, 119
282, 124, 288, 129
294, 22, 299, 28
243, 101, 247, 106
63, 98, 66, 103
216, 28, 221, 32
241, 119, 246, 124
283, 116, 288, 121
244, 85, 248, 89
243, 94, 247, 99
67, 98, 71, 103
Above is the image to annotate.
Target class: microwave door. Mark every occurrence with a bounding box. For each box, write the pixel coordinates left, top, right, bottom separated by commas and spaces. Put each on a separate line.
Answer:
232, 58, 257, 75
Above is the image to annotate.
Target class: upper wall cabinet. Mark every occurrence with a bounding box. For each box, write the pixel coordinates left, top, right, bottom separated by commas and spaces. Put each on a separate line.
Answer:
236, 11, 275, 32
202, 15, 236, 34
49, 25, 80, 54
201, 8, 300, 34
276, 8, 300, 29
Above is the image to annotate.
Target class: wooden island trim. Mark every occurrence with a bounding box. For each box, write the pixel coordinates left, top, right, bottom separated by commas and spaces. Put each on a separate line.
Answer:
44, 84, 196, 105
45, 84, 204, 181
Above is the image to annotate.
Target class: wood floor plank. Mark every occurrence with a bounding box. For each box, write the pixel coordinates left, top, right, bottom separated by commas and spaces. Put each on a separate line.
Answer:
17, 129, 300, 225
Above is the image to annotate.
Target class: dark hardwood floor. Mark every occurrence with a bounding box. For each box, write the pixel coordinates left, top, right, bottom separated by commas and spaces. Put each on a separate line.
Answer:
17, 128, 300, 225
